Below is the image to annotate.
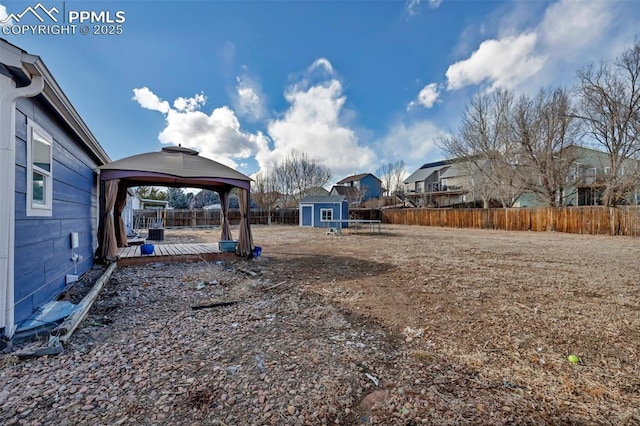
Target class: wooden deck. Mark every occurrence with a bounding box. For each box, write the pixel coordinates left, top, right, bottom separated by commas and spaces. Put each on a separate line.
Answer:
117, 243, 235, 266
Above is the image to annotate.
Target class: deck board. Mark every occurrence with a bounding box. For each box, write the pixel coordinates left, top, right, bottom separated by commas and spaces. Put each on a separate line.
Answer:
117, 242, 229, 266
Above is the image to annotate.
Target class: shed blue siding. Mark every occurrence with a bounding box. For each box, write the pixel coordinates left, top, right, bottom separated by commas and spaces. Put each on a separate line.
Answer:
313, 202, 338, 228
301, 201, 349, 228
13, 98, 100, 325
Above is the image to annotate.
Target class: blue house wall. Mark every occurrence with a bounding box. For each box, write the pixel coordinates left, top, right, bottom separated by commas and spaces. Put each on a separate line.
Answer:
13, 96, 100, 325
359, 174, 382, 200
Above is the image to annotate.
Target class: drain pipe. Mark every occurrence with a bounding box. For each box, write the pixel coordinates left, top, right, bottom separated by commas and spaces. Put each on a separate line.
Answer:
0, 66, 44, 338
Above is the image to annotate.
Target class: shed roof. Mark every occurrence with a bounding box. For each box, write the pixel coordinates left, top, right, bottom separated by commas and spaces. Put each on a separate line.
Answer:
300, 195, 346, 204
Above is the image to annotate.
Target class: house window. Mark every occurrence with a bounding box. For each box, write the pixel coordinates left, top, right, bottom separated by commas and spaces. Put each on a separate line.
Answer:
584, 167, 597, 185
320, 208, 333, 221
27, 120, 53, 217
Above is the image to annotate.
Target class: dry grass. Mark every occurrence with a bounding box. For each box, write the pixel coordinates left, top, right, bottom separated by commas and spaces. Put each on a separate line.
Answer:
162, 224, 640, 423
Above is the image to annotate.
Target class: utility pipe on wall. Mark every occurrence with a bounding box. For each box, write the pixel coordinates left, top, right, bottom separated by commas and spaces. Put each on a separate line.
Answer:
0, 68, 44, 337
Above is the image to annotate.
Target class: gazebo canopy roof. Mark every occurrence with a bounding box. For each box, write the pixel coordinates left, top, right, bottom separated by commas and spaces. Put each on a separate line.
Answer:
98, 146, 251, 190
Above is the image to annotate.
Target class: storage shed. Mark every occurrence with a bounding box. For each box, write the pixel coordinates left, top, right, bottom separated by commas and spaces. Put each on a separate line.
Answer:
299, 195, 348, 229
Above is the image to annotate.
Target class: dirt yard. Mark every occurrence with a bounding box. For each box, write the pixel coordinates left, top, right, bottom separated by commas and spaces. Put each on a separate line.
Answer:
168, 224, 640, 423
2, 224, 639, 424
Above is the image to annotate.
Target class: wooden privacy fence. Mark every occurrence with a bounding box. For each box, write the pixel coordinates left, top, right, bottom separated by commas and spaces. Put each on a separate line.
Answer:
382, 206, 640, 236
133, 208, 299, 228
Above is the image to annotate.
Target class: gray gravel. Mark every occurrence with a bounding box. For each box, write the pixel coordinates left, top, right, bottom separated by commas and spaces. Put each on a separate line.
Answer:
1, 256, 545, 425
1, 259, 409, 425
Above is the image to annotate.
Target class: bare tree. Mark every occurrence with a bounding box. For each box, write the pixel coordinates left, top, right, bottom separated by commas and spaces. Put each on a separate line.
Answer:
391, 160, 406, 195
438, 89, 524, 208
376, 160, 406, 196
575, 40, 640, 206
251, 172, 280, 209
263, 150, 332, 206
513, 88, 582, 206
343, 186, 368, 205
376, 163, 393, 197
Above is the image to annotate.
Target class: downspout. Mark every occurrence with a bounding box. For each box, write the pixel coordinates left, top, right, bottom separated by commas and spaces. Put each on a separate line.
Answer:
0, 72, 44, 338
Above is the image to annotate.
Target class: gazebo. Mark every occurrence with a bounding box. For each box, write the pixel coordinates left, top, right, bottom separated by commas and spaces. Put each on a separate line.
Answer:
96, 146, 254, 262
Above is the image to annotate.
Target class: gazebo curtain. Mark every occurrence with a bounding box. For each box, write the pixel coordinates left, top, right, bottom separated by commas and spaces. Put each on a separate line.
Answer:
114, 184, 129, 247
220, 190, 232, 241
99, 179, 120, 262
97, 181, 254, 262
237, 189, 254, 256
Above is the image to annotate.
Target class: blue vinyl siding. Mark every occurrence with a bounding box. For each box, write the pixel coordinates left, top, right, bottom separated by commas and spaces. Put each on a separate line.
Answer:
304, 201, 349, 228
360, 175, 382, 200
13, 98, 101, 325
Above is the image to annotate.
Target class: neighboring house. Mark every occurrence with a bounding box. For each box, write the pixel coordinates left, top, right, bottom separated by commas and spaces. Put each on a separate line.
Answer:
434, 163, 470, 206
404, 160, 472, 207
331, 173, 382, 204
1, 39, 110, 338
406, 147, 640, 209
299, 195, 349, 228
562, 146, 639, 206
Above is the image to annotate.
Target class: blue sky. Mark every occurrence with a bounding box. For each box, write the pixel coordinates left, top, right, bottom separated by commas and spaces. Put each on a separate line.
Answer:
2, 0, 639, 181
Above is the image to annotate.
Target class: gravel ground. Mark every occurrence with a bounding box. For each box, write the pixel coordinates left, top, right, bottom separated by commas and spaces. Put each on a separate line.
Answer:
1, 259, 405, 425
1, 224, 639, 425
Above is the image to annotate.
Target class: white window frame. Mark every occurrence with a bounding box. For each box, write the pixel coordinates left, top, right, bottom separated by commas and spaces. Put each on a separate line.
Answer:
320, 208, 333, 222
26, 119, 53, 217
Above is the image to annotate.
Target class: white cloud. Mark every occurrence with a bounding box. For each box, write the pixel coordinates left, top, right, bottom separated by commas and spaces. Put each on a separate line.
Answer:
405, 0, 421, 16
132, 87, 269, 169
234, 74, 266, 121
408, 83, 440, 109
442, 0, 627, 93
0, 9, 9, 25
538, 0, 615, 60
446, 33, 546, 91
132, 87, 170, 114
405, 0, 442, 16
309, 58, 334, 75
173, 93, 206, 112
131, 59, 377, 176
0, 4, 13, 26
259, 59, 376, 178
376, 121, 441, 169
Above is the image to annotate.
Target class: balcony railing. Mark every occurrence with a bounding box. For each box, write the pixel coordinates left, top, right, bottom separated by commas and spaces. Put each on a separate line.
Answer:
408, 183, 464, 194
